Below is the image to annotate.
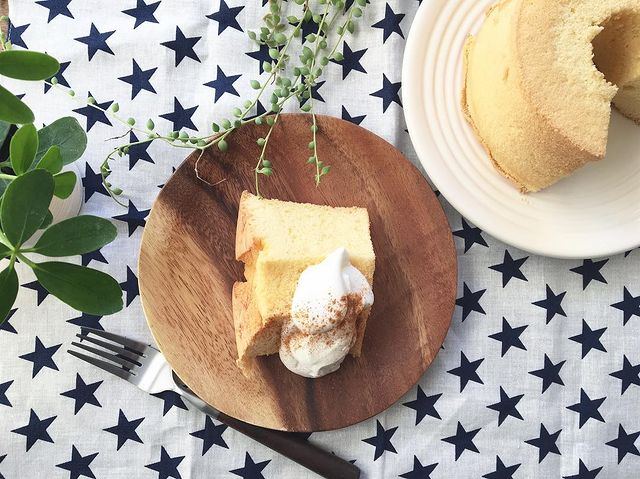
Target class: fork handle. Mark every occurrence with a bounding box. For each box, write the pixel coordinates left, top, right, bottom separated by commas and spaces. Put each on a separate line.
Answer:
180, 393, 360, 479
216, 411, 360, 479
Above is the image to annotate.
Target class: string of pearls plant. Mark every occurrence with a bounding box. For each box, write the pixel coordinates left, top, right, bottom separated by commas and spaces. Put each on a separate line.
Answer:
47, 0, 368, 203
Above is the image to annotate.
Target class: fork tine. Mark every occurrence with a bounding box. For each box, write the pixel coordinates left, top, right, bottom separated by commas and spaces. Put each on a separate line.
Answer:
68, 349, 133, 380
71, 341, 140, 369
76, 334, 143, 362
80, 327, 147, 353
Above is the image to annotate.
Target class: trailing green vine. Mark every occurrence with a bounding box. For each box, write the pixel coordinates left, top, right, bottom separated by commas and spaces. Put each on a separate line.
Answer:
46, 0, 368, 200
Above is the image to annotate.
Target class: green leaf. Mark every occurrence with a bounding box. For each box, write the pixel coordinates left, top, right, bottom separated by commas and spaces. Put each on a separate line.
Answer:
33, 262, 123, 315
0, 178, 9, 199
0, 264, 18, 324
0, 50, 60, 81
33, 215, 117, 257
0, 243, 11, 258
10, 123, 38, 175
39, 210, 53, 230
0, 84, 34, 125
53, 171, 76, 199
1, 169, 54, 247
37, 145, 63, 174
0, 120, 10, 148
35, 117, 87, 166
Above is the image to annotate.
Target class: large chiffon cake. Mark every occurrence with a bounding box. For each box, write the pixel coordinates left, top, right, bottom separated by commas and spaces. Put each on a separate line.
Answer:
233, 192, 375, 370
462, 0, 640, 192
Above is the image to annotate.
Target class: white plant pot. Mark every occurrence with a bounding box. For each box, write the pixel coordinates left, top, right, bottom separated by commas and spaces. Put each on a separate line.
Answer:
25, 162, 84, 246
49, 162, 84, 223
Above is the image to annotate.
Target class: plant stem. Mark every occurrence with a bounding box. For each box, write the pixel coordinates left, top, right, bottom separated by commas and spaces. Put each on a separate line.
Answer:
255, 111, 281, 198
0, 173, 16, 181
16, 252, 36, 269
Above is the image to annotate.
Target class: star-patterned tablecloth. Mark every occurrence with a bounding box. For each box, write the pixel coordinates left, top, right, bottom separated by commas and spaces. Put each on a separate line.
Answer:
1, 1, 640, 478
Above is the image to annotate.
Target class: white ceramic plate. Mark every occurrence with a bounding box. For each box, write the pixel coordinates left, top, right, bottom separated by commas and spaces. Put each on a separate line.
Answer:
402, 0, 640, 259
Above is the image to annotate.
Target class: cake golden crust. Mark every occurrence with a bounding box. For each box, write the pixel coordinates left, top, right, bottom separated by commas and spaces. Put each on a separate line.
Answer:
233, 192, 375, 374
463, 0, 640, 192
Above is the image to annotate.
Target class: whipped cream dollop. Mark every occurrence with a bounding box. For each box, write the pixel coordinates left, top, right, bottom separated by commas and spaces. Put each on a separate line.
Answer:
279, 247, 374, 378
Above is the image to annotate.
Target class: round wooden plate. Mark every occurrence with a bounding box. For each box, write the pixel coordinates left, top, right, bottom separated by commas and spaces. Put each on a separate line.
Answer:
139, 114, 457, 431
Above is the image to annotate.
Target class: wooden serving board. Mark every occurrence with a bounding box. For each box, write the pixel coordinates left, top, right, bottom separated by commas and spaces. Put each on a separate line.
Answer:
139, 114, 457, 431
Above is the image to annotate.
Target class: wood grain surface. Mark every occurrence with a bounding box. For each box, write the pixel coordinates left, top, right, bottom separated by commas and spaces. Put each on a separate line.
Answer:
139, 114, 457, 431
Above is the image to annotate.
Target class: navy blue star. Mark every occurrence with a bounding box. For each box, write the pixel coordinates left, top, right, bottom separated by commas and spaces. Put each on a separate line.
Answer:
611, 287, 640, 325
35, 0, 74, 22
160, 97, 198, 131
122, 0, 161, 28
8, 22, 29, 48
11, 409, 56, 451
190, 416, 228, 455
403, 386, 441, 425
372, 3, 405, 42
0, 454, 5, 479
345, 0, 370, 8
104, 410, 144, 450
567, 389, 605, 428
570, 259, 608, 289
73, 93, 113, 131
161, 27, 201, 66
441, 422, 480, 460
300, 79, 326, 105
370, 74, 402, 112
299, 17, 323, 41
146, 447, 184, 479
0, 380, 13, 407
56, 446, 98, 479
206, 0, 244, 34
74, 23, 115, 61
525, 424, 562, 463
569, 319, 606, 358
532, 285, 567, 324
341, 106, 366, 125
118, 60, 157, 99
399, 456, 437, 479
45, 60, 70, 93
126, 132, 154, 170
67, 313, 104, 330
362, 420, 398, 460
230, 452, 270, 479
23, 280, 49, 305
19, 337, 61, 378
483, 456, 521, 479
204, 66, 241, 101
456, 283, 486, 321
489, 250, 528, 287
489, 318, 527, 357
81, 248, 108, 267
246, 44, 271, 73
0, 309, 18, 334
453, 218, 488, 253
606, 425, 640, 463
152, 391, 188, 416
60, 374, 102, 415
529, 354, 565, 393
82, 163, 109, 202
120, 266, 140, 306
487, 387, 524, 426
331, 42, 367, 79
610, 356, 640, 395
113, 201, 150, 237
447, 351, 484, 392
563, 460, 602, 479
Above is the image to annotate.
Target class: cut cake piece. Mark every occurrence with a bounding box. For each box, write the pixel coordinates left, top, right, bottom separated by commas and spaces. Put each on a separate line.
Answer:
233, 191, 375, 371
